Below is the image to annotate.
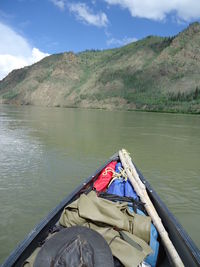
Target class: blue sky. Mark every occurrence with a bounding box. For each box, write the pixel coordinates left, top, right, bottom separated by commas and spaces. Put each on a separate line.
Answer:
0, 0, 200, 79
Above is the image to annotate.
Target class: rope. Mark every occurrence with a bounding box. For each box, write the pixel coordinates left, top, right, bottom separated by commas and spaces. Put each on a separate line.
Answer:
102, 167, 116, 176
103, 166, 129, 188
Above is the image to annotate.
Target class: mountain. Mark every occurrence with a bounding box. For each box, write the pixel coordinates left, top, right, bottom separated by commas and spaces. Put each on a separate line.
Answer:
1, 22, 200, 113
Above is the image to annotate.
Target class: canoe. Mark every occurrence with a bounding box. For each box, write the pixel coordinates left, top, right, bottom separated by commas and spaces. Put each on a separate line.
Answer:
2, 152, 200, 267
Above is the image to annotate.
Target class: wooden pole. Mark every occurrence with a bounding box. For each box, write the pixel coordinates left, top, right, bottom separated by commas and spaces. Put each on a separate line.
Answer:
119, 149, 184, 267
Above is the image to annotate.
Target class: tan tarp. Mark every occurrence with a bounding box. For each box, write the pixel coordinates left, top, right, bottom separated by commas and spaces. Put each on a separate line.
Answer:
59, 191, 152, 267
24, 191, 152, 267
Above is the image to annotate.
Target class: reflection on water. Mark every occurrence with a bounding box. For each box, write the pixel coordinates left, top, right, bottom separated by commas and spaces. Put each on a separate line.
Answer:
0, 104, 200, 263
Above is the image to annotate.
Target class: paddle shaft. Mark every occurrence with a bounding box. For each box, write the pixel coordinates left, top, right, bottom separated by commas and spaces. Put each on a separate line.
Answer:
119, 149, 184, 267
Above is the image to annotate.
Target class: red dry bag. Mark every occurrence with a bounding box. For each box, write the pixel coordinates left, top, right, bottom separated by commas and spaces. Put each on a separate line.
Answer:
94, 161, 117, 192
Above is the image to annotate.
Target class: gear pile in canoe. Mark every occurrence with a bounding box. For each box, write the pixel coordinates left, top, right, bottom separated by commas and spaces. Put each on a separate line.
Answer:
2, 149, 200, 267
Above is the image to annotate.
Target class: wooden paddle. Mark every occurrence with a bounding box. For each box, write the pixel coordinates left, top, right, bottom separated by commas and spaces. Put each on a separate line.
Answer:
119, 149, 184, 267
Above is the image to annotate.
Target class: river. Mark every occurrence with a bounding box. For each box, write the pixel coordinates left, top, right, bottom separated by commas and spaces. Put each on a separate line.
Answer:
0, 104, 200, 263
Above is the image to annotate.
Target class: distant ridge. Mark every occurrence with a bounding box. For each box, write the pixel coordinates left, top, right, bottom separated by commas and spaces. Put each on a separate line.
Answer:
1, 22, 200, 113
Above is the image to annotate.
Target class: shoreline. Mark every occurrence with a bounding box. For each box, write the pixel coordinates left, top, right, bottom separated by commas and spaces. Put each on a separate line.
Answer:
1, 102, 200, 115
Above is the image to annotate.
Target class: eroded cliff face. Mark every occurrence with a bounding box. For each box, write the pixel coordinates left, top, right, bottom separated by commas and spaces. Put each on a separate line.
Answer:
1, 22, 200, 113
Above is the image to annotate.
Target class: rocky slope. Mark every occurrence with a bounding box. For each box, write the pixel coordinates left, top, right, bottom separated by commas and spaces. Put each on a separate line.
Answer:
1, 22, 200, 113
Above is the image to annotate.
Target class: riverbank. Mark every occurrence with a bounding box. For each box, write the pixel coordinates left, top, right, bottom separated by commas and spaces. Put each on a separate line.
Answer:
1, 101, 200, 115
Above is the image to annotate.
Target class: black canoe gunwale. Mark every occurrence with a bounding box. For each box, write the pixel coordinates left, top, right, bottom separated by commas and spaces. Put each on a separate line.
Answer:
2, 152, 200, 267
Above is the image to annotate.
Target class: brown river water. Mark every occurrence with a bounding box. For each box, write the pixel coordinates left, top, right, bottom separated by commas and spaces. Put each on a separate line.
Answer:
0, 104, 200, 263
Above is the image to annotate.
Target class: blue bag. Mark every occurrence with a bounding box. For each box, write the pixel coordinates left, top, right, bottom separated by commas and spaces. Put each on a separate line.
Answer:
124, 179, 139, 200
137, 209, 159, 267
107, 162, 139, 200
107, 178, 124, 197
115, 162, 122, 174
145, 223, 159, 267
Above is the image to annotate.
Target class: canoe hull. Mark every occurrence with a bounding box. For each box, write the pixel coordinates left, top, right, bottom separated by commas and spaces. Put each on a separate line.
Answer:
2, 153, 200, 267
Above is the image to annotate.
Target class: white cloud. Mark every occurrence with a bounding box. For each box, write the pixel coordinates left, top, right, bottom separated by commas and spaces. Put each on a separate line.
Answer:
107, 36, 137, 46
68, 3, 108, 27
0, 22, 49, 80
104, 0, 200, 21
30, 47, 49, 62
50, 0, 66, 11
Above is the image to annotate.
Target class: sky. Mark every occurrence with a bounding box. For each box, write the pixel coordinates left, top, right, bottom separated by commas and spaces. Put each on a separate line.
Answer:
0, 0, 200, 80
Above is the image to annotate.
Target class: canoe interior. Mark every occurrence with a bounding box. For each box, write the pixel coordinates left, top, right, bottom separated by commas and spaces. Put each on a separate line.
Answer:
2, 153, 200, 267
